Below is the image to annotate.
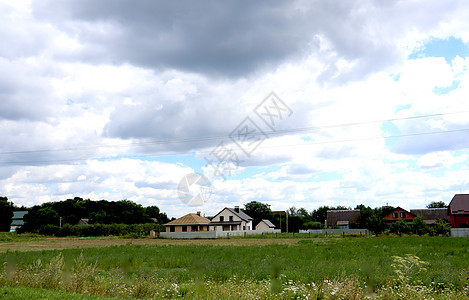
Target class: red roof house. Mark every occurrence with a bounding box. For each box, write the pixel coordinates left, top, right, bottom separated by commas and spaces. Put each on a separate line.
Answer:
383, 207, 416, 224
449, 194, 469, 228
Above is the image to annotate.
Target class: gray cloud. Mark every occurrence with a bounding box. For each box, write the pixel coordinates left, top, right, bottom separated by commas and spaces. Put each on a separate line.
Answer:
0, 3, 52, 60
0, 60, 59, 121
389, 118, 469, 155
30, 0, 447, 81
390, 131, 469, 155
32, 0, 314, 78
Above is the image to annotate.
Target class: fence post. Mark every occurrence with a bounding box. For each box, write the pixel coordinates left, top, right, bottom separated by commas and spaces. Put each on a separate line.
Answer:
244, 232, 246, 238
227, 233, 229, 239
343, 232, 345, 238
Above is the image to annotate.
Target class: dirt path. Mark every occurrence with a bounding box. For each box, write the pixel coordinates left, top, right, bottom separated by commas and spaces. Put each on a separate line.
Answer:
0, 237, 307, 252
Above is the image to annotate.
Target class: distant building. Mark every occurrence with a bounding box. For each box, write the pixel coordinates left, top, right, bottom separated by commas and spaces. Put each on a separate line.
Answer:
326, 209, 360, 229
410, 208, 449, 225
449, 194, 469, 228
383, 207, 416, 224
255, 219, 275, 231
209, 206, 253, 231
164, 212, 210, 232
77, 218, 90, 225
10, 211, 28, 232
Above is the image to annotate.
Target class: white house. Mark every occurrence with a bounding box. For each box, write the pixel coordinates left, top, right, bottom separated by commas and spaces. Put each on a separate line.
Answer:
255, 219, 275, 231
209, 206, 253, 231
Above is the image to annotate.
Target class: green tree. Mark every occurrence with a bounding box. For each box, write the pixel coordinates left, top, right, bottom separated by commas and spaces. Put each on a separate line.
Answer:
22, 206, 60, 232
303, 221, 324, 229
145, 206, 160, 219
312, 206, 349, 224
243, 201, 273, 227
51, 197, 86, 225
432, 219, 450, 236
412, 216, 429, 236
426, 201, 447, 208
296, 208, 310, 220
145, 206, 169, 223
89, 210, 113, 224
285, 207, 303, 232
358, 205, 387, 234
390, 219, 411, 235
0, 197, 14, 232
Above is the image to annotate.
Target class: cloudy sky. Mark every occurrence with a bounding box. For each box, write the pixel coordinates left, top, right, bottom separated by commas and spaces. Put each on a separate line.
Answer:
2, 0, 469, 217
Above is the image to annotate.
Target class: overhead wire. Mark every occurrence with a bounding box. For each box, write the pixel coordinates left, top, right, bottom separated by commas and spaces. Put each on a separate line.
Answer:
1, 110, 469, 165
0, 109, 468, 156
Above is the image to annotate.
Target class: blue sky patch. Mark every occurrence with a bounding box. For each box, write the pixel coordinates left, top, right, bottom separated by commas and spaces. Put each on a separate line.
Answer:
395, 104, 412, 113
410, 36, 469, 64
433, 80, 460, 95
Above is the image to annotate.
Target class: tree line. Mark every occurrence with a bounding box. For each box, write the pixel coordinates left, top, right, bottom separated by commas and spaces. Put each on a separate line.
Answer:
0, 196, 170, 234
241, 200, 449, 235
1, 196, 449, 236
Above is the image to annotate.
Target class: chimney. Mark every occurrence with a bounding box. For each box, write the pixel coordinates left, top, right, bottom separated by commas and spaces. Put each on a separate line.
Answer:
196, 211, 201, 216
234, 206, 239, 213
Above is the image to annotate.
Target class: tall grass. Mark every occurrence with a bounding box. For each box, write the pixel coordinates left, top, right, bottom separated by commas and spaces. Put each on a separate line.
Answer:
1, 236, 469, 298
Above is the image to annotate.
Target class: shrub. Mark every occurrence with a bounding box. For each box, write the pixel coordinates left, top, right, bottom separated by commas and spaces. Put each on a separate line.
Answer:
38, 225, 60, 236
412, 216, 429, 236
432, 219, 450, 236
391, 254, 428, 285
390, 220, 411, 235
31, 223, 164, 237
302, 221, 324, 229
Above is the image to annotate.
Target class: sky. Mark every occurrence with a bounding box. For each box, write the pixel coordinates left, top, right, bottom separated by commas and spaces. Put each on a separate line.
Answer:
1, 0, 469, 218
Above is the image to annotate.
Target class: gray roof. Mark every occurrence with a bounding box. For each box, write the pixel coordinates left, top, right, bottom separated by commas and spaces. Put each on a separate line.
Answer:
260, 219, 275, 228
410, 208, 449, 221
12, 211, 28, 219
227, 208, 253, 221
11, 219, 25, 226
11, 211, 28, 227
326, 209, 360, 226
449, 194, 469, 215
211, 207, 253, 222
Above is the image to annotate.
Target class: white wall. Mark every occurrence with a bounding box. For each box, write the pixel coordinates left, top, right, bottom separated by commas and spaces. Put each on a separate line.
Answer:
209, 208, 253, 231
160, 229, 281, 239
255, 221, 273, 230
214, 208, 242, 222
451, 228, 469, 237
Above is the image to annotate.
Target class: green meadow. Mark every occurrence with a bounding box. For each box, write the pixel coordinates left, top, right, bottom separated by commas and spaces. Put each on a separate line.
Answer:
1, 236, 469, 299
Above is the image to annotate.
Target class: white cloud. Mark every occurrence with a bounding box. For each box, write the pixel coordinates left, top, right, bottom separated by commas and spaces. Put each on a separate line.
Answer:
1, 1, 469, 218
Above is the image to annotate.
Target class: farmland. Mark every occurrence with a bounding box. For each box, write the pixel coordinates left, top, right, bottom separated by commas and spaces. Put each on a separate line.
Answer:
1, 234, 469, 299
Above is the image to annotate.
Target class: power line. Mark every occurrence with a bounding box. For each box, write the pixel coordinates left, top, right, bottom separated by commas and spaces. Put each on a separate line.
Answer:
0, 110, 468, 156
2, 126, 469, 166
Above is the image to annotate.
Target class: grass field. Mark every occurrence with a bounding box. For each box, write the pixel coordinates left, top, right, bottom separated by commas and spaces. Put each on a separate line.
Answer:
1, 234, 469, 299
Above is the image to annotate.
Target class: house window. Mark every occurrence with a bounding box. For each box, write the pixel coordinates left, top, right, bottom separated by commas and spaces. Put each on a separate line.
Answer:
243, 226, 246, 230
229, 216, 233, 222
170, 226, 175, 232
182, 226, 187, 232
400, 212, 406, 218
192, 226, 198, 231
220, 216, 224, 222
392, 212, 398, 218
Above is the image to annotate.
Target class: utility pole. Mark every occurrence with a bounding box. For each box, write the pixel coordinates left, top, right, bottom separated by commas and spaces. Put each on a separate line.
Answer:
279, 215, 281, 232
59, 217, 62, 228
286, 211, 289, 233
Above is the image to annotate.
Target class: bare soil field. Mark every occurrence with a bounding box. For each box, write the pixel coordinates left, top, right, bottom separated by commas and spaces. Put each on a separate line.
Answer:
0, 237, 307, 252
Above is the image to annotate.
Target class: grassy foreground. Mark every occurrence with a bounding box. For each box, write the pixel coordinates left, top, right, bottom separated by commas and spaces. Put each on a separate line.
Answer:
1, 236, 469, 299
0, 286, 116, 300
